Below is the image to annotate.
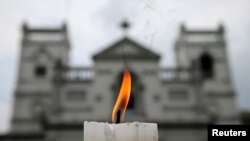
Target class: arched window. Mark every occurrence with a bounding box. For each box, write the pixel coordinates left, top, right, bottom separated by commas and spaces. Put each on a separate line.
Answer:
199, 52, 214, 78
116, 71, 137, 110
112, 69, 144, 115
34, 47, 49, 78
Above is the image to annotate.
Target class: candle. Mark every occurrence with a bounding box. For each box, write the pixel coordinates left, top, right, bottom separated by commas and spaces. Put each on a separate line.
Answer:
84, 68, 158, 141
84, 121, 158, 141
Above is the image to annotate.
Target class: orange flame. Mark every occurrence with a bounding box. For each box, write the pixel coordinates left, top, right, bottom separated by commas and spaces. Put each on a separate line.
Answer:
112, 68, 132, 123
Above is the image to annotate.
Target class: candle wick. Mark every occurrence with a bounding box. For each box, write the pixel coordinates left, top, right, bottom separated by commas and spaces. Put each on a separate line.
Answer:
116, 109, 121, 124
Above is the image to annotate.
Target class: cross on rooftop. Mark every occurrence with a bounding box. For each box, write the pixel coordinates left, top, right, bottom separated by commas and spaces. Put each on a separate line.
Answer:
120, 20, 130, 33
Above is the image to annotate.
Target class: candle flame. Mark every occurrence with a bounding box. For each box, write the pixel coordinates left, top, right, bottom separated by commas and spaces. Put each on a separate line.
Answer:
112, 68, 132, 123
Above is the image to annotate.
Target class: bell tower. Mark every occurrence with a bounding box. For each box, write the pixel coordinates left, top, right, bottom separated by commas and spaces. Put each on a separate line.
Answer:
175, 24, 238, 123
11, 22, 70, 132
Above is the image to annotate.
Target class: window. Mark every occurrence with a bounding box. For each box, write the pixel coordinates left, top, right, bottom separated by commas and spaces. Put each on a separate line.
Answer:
67, 91, 86, 100
112, 69, 145, 116
127, 94, 135, 110
34, 65, 47, 77
114, 70, 138, 111
169, 89, 188, 100
199, 52, 214, 78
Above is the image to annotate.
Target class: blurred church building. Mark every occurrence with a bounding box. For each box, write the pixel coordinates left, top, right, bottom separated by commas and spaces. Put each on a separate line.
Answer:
0, 22, 239, 141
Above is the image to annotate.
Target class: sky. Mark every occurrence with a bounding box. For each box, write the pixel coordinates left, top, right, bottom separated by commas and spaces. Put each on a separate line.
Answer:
0, 0, 250, 133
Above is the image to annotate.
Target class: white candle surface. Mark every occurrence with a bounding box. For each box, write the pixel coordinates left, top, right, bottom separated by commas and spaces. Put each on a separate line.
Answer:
84, 121, 158, 141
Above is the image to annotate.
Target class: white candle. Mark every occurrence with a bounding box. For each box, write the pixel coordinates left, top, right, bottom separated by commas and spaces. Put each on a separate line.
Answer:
84, 121, 158, 141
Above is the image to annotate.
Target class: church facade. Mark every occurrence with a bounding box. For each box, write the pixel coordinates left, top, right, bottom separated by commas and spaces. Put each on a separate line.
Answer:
0, 23, 239, 141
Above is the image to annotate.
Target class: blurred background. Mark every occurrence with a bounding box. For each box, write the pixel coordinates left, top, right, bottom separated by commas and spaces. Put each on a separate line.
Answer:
0, 0, 250, 141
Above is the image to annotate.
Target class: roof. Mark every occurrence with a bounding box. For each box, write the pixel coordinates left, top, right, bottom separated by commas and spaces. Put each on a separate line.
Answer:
92, 37, 160, 61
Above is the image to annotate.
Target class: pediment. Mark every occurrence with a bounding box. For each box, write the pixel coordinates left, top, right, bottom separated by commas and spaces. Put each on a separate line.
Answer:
92, 37, 160, 60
